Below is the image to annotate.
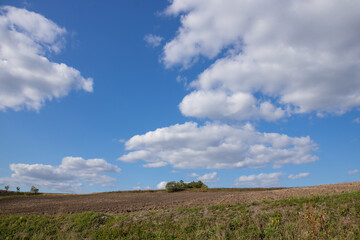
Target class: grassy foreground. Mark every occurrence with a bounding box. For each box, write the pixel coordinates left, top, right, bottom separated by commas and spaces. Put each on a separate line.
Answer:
1, 191, 360, 239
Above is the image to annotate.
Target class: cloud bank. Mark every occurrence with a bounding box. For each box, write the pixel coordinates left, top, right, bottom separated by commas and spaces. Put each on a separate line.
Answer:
288, 172, 310, 180
144, 34, 163, 48
0, 157, 121, 192
163, 0, 360, 120
156, 181, 167, 189
119, 122, 318, 169
348, 169, 358, 175
234, 172, 282, 187
0, 6, 93, 111
198, 172, 219, 183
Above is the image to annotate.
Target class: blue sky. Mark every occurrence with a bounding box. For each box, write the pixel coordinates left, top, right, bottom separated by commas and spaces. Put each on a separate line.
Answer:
0, 0, 359, 193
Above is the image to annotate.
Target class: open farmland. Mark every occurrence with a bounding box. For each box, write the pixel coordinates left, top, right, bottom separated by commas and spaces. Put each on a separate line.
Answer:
1, 182, 360, 239
1, 181, 359, 215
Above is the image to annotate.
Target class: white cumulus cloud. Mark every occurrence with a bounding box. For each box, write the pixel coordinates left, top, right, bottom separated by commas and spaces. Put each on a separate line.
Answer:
180, 91, 286, 121
156, 181, 167, 189
0, 157, 121, 192
144, 34, 163, 48
353, 118, 360, 124
0, 6, 93, 111
119, 122, 318, 169
198, 172, 219, 183
142, 161, 168, 168
163, 0, 360, 120
288, 172, 310, 180
234, 172, 282, 187
348, 169, 358, 175
189, 173, 199, 177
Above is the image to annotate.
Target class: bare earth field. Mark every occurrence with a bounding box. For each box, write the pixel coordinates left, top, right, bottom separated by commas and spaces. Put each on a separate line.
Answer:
1, 181, 359, 215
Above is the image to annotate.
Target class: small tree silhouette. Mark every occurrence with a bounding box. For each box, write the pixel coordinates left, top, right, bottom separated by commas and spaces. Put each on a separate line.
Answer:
30, 186, 39, 194
4, 185, 9, 191
16, 187, 20, 192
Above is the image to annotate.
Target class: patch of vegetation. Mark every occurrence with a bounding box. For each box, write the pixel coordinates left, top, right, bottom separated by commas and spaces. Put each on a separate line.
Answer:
30, 186, 39, 194
0, 186, 42, 199
1, 191, 360, 239
166, 180, 208, 192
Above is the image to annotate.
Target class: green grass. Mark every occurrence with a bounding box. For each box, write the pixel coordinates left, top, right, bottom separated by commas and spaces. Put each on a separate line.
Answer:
0, 193, 42, 200
1, 191, 360, 239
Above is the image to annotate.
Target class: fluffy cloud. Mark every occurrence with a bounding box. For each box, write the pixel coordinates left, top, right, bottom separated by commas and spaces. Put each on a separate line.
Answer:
133, 186, 151, 190
119, 122, 318, 169
348, 169, 358, 175
0, 6, 93, 111
163, 0, 360, 120
189, 173, 199, 177
198, 172, 219, 183
142, 161, 168, 168
144, 34, 163, 48
156, 181, 167, 189
0, 157, 121, 192
180, 91, 286, 121
353, 118, 360, 124
234, 172, 282, 187
288, 172, 310, 180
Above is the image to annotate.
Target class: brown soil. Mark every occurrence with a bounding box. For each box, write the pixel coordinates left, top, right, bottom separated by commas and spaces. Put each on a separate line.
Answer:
0, 182, 359, 215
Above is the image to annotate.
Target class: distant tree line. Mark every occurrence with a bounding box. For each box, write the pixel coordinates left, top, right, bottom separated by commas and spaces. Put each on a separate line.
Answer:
3, 185, 39, 194
165, 180, 208, 192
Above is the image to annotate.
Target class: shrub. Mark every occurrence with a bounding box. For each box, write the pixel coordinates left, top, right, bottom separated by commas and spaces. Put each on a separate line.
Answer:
30, 186, 39, 194
200, 184, 208, 192
176, 180, 186, 190
165, 181, 179, 192
4, 185, 9, 191
185, 180, 206, 189
166, 180, 208, 192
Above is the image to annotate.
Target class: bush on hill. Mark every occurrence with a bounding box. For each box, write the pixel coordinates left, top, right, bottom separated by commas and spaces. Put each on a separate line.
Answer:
165, 180, 208, 192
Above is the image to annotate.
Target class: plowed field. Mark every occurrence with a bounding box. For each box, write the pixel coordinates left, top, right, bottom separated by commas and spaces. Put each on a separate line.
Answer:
1, 182, 359, 215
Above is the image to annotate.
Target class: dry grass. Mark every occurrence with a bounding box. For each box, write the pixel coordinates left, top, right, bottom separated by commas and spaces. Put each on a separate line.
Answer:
1, 190, 360, 239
